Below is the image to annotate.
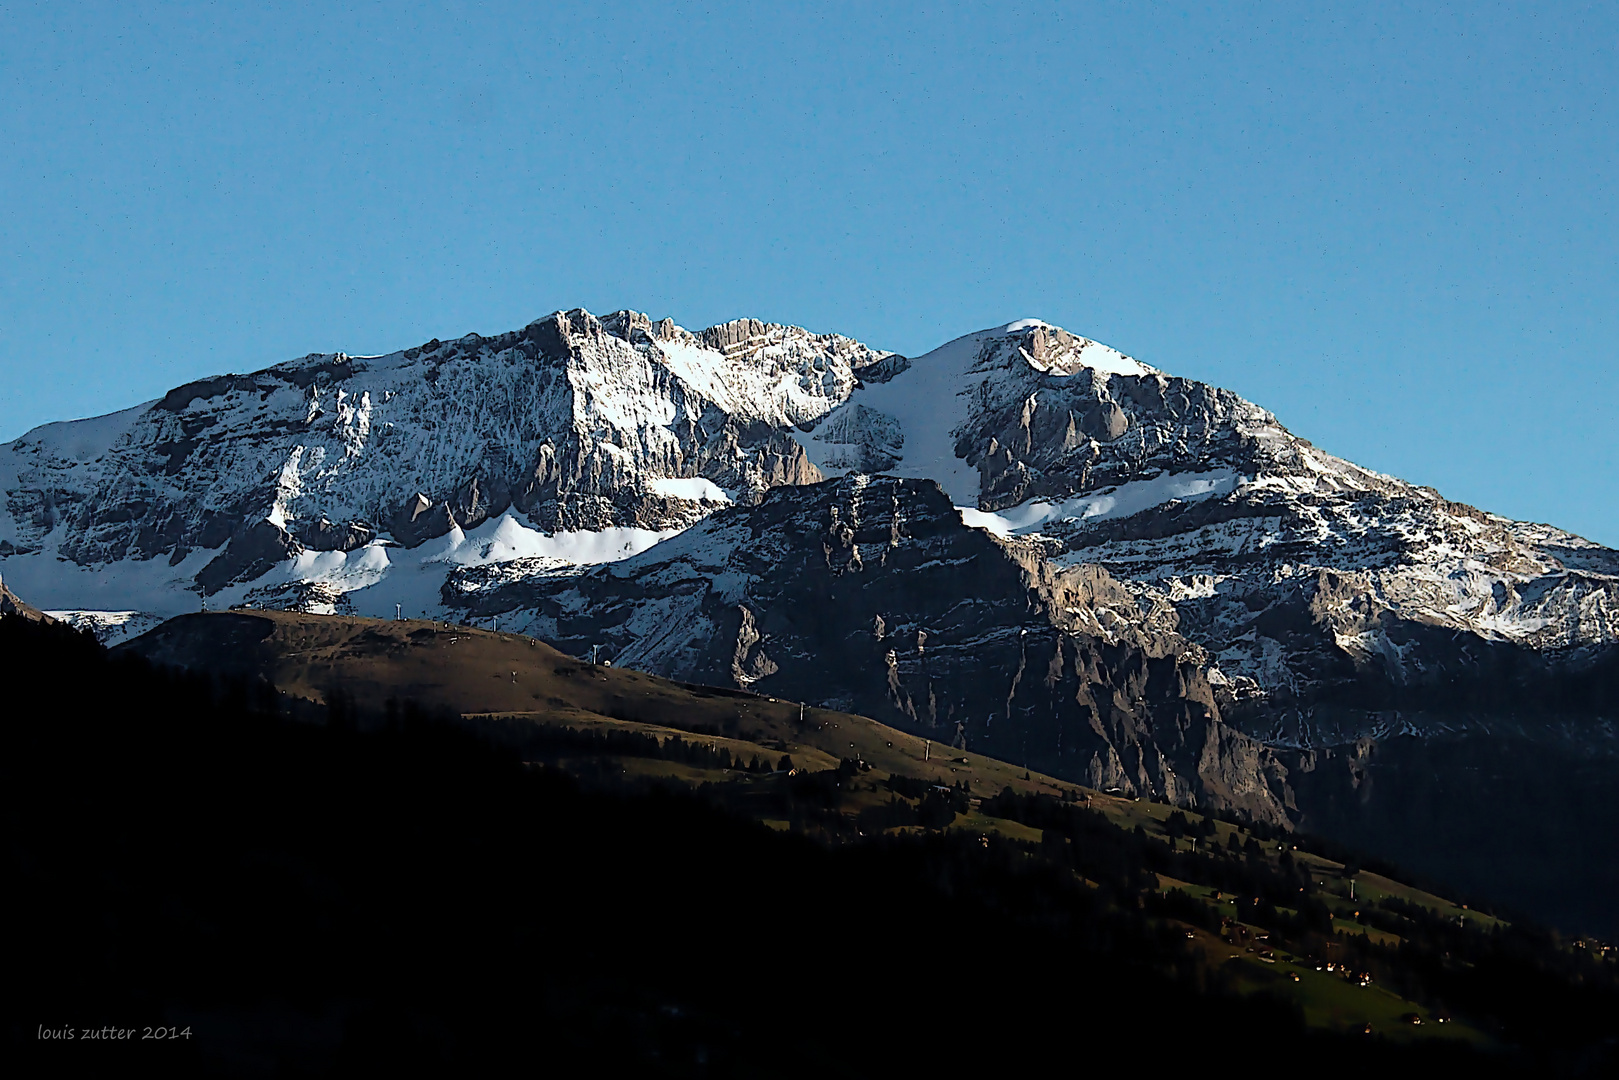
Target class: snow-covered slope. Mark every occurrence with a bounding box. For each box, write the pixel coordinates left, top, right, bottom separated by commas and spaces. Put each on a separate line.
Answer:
795, 319, 1154, 502
784, 317, 1619, 725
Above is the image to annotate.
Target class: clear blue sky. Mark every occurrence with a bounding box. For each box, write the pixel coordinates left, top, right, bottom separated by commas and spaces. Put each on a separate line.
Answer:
2, 2, 1615, 542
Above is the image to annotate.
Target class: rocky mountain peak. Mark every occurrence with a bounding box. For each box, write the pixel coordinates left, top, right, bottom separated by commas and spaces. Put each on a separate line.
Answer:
994, 319, 1160, 379
0, 306, 903, 605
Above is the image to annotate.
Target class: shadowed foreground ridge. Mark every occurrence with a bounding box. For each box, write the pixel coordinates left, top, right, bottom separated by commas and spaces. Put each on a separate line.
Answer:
5, 612, 1617, 1075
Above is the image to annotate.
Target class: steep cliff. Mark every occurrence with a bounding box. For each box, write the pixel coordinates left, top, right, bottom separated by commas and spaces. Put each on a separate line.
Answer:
449, 475, 1290, 820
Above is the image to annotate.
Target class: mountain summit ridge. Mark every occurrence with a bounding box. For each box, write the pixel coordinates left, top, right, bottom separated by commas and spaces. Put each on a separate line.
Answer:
3, 305, 1613, 681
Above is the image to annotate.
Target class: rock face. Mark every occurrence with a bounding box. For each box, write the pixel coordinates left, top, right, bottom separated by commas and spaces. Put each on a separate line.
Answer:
0, 308, 899, 596
451, 474, 1291, 821
799, 320, 1619, 700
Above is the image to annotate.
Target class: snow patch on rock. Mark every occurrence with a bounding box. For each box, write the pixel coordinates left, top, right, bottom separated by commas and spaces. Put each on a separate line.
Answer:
959, 470, 1241, 537
44, 609, 166, 646
648, 477, 732, 503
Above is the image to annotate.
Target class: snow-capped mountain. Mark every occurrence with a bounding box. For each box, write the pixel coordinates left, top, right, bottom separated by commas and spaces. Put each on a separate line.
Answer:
920, 327, 1619, 723
8, 304, 1619, 926
4, 306, 1616, 773
0, 309, 898, 630
802, 318, 1619, 700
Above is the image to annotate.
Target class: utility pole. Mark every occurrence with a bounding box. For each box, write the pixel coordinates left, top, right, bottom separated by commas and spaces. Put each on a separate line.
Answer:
924, 739, 930, 762
396, 603, 402, 621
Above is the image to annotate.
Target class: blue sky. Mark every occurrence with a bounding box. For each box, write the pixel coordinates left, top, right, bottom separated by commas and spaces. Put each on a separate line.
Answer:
2, 2, 1615, 542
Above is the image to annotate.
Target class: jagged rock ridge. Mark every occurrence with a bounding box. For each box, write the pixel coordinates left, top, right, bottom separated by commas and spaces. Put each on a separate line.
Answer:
0, 308, 899, 604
